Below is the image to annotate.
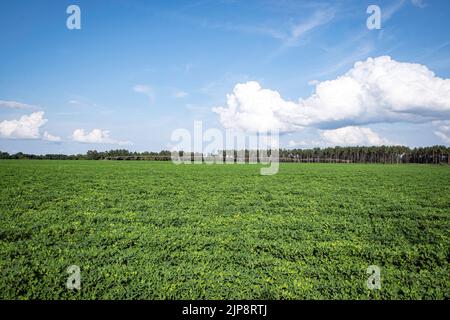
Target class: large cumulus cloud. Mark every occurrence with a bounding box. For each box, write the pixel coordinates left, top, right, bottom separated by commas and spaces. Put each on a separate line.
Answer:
213, 56, 450, 133
0, 112, 47, 139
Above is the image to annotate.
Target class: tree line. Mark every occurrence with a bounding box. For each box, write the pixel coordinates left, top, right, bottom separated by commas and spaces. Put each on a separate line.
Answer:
0, 149, 172, 161
280, 145, 450, 164
1, 145, 449, 164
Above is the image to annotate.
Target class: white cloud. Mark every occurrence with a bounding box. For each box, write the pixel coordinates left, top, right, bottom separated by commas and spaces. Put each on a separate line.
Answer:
68, 99, 81, 105
0, 111, 63, 142
43, 131, 62, 142
133, 84, 152, 93
67, 96, 99, 108
0, 100, 37, 109
382, 0, 406, 21
433, 120, 450, 144
133, 84, 154, 103
195, 6, 334, 45
213, 56, 450, 133
213, 81, 298, 132
320, 126, 391, 146
0, 112, 47, 139
174, 90, 188, 98
288, 126, 391, 148
434, 131, 450, 144
71, 128, 131, 145
284, 8, 335, 47
265, 8, 335, 59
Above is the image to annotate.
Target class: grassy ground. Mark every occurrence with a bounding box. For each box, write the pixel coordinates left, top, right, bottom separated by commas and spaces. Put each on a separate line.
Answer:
0, 160, 449, 299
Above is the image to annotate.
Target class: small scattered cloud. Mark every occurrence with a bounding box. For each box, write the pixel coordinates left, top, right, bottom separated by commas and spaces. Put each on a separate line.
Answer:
133, 84, 154, 103
68, 99, 81, 105
383, 0, 407, 21
181, 6, 335, 60
133, 84, 152, 93
67, 96, 100, 109
174, 90, 188, 98
265, 8, 335, 59
134, 84, 188, 102
226, 7, 335, 47
0, 111, 47, 139
71, 128, 132, 145
43, 131, 62, 142
284, 8, 335, 47
0, 100, 38, 109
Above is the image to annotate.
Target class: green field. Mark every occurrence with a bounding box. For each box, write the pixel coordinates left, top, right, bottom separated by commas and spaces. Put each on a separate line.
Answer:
0, 160, 449, 299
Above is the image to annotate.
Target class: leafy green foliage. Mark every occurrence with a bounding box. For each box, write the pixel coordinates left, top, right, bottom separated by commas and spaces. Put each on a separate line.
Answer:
0, 161, 448, 299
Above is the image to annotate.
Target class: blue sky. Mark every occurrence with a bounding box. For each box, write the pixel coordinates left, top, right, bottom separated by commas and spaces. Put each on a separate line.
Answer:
1, 0, 450, 154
